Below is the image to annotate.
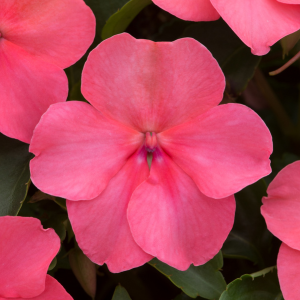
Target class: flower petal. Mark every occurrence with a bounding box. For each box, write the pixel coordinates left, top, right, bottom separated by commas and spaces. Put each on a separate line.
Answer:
128, 149, 235, 270
0, 275, 73, 300
0, 40, 68, 143
261, 161, 300, 250
30, 102, 143, 201
277, 243, 300, 300
277, 0, 300, 3
1, 0, 95, 69
210, 0, 300, 55
67, 148, 152, 273
159, 103, 272, 199
0, 217, 60, 299
82, 33, 225, 132
152, 0, 220, 21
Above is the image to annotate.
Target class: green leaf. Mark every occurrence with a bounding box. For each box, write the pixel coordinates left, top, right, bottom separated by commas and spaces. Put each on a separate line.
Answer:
149, 252, 226, 299
181, 20, 261, 95
43, 212, 67, 241
69, 247, 97, 299
49, 245, 71, 272
222, 180, 273, 267
174, 293, 205, 300
48, 257, 57, 271
281, 29, 300, 57
0, 134, 32, 216
112, 286, 132, 300
219, 267, 283, 300
19, 200, 67, 241
68, 81, 86, 103
84, 0, 130, 35
102, 0, 152, 40
66, 219, 75, 242
54, 197, 67, 210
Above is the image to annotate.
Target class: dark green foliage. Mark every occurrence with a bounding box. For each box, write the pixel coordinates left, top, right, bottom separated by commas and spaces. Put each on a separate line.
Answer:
0, 134, 32, 216
149, 252, 226, 299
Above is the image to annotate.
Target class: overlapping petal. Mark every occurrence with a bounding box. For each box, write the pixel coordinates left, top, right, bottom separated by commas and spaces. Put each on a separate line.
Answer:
210, 0, 300, 55
1, 0, 95, 69
159, 103, 272, 199
153, 0, 300, 55
0, 217, 60, 298
0, 40, 68, 143
82, 33, 225, 133
30, 102, 143, 201
152, 0, 220, 21
127, 149, 235, 270
0, 276, 73, 300
277, 243, 300, 300
67, 148, 152, 273
261, 161, 300, 250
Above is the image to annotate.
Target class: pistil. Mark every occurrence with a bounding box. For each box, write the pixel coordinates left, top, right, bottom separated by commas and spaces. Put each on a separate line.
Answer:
145, 132, 157, 152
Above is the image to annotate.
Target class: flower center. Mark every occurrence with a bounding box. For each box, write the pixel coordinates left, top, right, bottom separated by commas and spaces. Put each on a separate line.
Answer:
145, 132, 157, 152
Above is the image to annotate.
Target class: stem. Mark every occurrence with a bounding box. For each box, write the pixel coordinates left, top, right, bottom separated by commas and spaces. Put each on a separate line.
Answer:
269, 51, 300, 76
254, 69, 296, 137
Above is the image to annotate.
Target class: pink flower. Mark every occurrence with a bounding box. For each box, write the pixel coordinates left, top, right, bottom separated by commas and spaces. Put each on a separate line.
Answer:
30, 33, 273, 272
261, 161, 300, 300
0, 216, 72, 300
0, 0, 95, 143
152, 0, 300, 55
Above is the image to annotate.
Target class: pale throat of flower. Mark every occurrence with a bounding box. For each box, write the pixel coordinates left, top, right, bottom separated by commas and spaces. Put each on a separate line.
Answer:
145, 131, 157, 169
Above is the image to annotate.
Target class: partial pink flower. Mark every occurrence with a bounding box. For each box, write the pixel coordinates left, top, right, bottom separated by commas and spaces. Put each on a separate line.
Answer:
152, 0, 300, 55
261, 160, 300, 300
30, 33, 273, 272
0, 216, 72, 300
0, 0, 95, 143
153, 0, 220, 22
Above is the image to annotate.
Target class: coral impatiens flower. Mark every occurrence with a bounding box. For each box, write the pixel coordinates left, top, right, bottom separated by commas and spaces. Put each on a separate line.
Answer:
0, 216, 72, 300
0, 0, 95, 143
30, 33, 273, 272
152, 0, 300, 55
261, 161, 300, 300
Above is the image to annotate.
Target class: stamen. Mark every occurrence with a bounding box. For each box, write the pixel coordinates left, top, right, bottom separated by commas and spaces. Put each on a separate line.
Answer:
145, 132, 157, 152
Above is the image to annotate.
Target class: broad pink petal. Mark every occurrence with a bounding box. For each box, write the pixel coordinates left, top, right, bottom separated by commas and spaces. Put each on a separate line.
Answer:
158, 103, 272, 199
127, 149, 235, 270
277, 0, 300, 3
261, 161, 300, 250
0, 275, 73, 300
0, 217, 60, 298
82, 33, 225, 132
30, 102, 143, 201
210, 0, 300, 55
152, 0, 220, 21
0, 0, 95, 69
67, 149, 152, 273
0, 39, 68, 143
277, 243, 300, 300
